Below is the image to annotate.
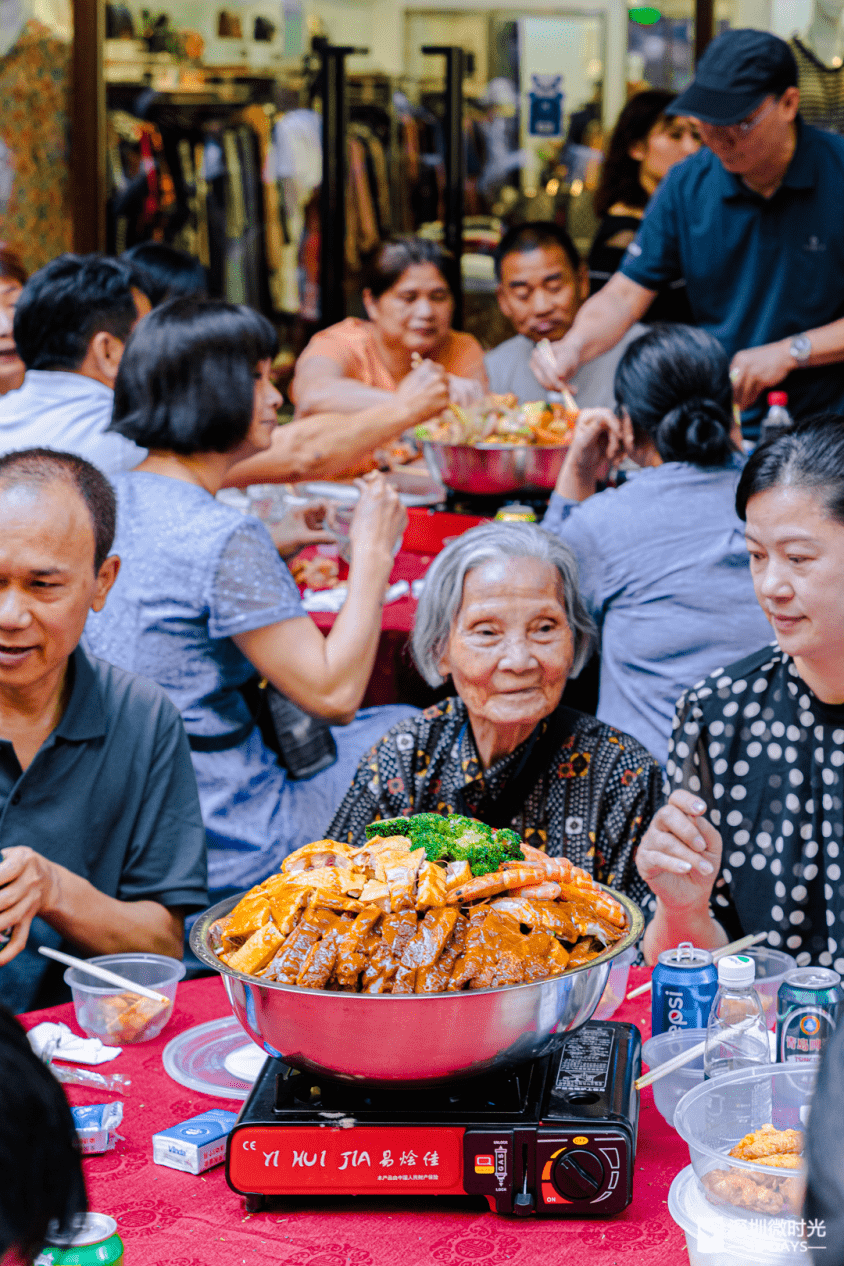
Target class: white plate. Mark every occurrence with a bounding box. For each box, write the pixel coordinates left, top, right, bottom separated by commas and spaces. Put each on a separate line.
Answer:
162, 1016, 267, 1100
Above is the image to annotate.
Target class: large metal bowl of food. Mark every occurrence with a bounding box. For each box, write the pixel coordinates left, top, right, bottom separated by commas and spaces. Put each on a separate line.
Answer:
422, 439, 569, 496
190, 886, 643, 1085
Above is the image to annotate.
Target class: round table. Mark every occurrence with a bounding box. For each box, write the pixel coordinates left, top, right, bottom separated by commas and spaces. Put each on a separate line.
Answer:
20, 967, 690, 1264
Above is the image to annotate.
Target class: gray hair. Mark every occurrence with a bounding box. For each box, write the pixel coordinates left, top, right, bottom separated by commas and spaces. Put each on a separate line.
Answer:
411, 521, 595, 687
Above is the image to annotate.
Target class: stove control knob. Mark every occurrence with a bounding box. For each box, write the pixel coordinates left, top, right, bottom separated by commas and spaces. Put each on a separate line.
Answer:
552, 1150, 605, 1201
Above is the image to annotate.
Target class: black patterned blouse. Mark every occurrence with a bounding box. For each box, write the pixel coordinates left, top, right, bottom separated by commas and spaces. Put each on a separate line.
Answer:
328, 696, 662, 907
667, 644, 844, 969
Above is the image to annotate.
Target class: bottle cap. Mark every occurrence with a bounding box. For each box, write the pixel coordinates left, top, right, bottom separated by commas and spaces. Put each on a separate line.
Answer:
717, 954, 756, 986
767, 392, 788, 407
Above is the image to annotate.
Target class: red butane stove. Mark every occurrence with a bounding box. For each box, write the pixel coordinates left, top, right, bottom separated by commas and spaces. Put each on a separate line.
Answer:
227, 1021, 640, 1217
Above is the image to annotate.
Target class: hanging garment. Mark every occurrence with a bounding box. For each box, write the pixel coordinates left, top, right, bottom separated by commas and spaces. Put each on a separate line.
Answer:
0, 20, 71, 271
791, 37, 844, 134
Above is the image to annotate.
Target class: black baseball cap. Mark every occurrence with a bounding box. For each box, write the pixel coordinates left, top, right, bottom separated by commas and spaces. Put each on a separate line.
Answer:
667, 29, 798, 125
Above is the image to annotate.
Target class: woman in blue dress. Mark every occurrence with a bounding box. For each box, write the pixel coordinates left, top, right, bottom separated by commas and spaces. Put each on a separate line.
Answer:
85, 298, 416, 899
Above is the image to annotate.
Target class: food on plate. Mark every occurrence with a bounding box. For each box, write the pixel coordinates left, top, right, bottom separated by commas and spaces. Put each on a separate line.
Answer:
700, 1124, 805, 1216
208, 813, 628, 994
416, 395, 578, 448
78, 991, 172, 1045
290, 555, 340, 591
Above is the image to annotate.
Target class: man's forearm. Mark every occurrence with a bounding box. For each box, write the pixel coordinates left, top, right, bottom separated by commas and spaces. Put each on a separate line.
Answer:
558, 274, 655, 369
642, 897, 728, 965
42, 863, 184, 957
792, 315, 844, 367
224, 401, 415, 487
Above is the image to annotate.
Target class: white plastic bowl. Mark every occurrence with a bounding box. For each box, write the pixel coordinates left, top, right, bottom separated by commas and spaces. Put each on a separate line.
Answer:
641, 1028, 706, 1127
672, 1062, 814, 1217
64, 953, 185, 1045
740, 947, 796, 1028
669, 1165, 805, 1265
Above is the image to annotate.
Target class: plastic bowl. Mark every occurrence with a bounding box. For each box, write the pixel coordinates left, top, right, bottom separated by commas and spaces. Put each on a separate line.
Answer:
64, 953, 185, 1045
673, 1062, 815, 1219
669, 1165, 805, 1265
641, 1028, 706, 1127
592, 945, 637, 1021
739, 947, 796, 1028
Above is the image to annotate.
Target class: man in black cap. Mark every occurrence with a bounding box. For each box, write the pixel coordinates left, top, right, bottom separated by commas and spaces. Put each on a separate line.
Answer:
533, 29, 844, 436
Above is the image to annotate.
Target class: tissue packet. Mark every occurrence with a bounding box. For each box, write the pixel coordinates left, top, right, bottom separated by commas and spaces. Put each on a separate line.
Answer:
152, 1109, 237, 1174
71, 1103, 123, 1154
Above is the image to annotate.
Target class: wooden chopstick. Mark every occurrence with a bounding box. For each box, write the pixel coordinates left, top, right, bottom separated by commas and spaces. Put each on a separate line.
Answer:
38, 946, 170, 1004
625, 931, 768, 1000
634, 1016, 757, 1091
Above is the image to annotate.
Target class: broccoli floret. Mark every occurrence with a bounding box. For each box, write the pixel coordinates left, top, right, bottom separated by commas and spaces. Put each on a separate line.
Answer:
492, 827, 525, 861
362, 813, 525, 874
446, 815, 494, 849
364, 817, 413, 841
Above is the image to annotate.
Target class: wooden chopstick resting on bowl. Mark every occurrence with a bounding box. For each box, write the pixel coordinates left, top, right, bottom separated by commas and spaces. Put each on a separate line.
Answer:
625, 931, 768, 1001
38, 946, 170, 1004
634, 1015, 758, 1091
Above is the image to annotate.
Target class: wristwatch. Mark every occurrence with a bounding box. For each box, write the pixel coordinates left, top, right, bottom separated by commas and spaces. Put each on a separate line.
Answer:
789, 335, 812, 365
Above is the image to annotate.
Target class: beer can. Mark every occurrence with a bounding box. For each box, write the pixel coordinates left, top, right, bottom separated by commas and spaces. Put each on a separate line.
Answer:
652, 941, 718, 1036
36, 1213, 124, 1266
777, 967, 843, 1064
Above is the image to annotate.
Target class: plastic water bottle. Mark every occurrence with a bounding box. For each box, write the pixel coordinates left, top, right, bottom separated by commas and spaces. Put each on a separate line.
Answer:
760, 392, 792, 443
703, 954, 771, 1080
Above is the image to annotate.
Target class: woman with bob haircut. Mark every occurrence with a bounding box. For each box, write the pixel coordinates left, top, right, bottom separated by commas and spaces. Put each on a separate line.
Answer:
291, 236, 487, 419
637, 414, 844, 970
329, 521, 662, 906
588, 91, 699, 324
85, 297, 417, 897
542, 322, 771, 764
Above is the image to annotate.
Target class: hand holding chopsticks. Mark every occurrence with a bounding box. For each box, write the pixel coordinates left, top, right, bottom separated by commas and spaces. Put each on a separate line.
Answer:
625, 931, 768, 1000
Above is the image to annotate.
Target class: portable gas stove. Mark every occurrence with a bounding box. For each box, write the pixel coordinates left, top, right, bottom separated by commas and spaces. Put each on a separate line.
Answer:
227, 1020, 640, 1217
441, 488, 552, 520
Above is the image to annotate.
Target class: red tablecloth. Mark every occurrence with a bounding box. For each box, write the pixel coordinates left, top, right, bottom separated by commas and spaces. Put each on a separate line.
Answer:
20, 967, 690, 1265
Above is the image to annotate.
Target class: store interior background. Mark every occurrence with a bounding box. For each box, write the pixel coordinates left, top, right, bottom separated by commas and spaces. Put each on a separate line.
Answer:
7, 0, 819, 367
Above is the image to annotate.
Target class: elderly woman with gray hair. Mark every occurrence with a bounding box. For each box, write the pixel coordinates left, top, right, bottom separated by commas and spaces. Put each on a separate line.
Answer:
329, 522, 662, 901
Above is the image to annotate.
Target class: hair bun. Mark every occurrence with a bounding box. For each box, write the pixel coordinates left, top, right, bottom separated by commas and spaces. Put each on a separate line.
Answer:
656, 396, 733, 466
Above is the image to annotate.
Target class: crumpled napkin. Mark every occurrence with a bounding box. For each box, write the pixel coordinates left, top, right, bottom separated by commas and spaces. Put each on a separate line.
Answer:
28, 1021, 122, 1064
301, 579, 410, 614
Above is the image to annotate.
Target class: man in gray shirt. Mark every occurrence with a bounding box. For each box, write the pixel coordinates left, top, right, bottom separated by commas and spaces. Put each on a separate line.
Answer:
485, 222, 644, 405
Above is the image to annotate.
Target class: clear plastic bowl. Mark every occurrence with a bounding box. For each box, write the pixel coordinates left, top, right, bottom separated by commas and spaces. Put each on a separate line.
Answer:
669, 1165, 805, 1265
64, 953, 185, 1045
592, 945, 637, 1021
641, 1028, 706, 1127
672, 1062, 815, 1219
739, 947, 797, 1028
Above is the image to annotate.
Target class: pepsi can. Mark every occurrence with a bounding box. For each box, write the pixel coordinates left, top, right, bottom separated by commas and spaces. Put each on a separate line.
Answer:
652, 942, 718, 1036
777, 967, 843, 1064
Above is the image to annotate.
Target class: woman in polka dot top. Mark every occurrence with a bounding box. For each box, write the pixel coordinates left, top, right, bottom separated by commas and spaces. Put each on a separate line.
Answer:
637, 415, 844, 968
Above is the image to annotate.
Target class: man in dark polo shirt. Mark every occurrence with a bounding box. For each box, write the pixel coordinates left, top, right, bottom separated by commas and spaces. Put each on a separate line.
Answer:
0, 448, 207, 1012
532, 29, 844, 437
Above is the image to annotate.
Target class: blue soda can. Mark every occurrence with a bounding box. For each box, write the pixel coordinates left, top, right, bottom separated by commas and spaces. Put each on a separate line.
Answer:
652, 942, 718, 1036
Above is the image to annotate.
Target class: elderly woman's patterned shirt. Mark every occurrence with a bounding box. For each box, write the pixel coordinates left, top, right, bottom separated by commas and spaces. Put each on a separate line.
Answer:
328, 696, 662, 907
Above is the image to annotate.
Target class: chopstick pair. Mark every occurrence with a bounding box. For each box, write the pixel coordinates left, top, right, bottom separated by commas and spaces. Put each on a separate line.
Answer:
625, 931, 768, 1001
38, 945, 170, 1005
634, 1015, 759, 1091
534, 339, 578, 413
